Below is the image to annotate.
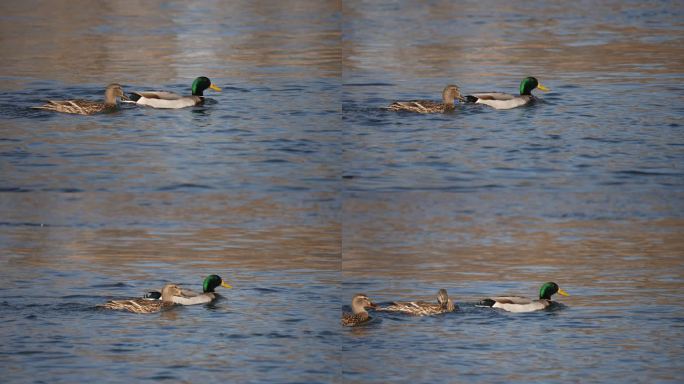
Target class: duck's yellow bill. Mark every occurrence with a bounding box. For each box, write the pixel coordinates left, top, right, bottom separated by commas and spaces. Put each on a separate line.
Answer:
537, 84, 550, 91
221, 281, 232, 289
210, 84, 222, 91
557, 288, 569, 296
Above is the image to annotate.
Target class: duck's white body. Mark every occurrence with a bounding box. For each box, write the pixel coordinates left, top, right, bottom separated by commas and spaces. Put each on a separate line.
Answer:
466, 77, 549, 110
470, 92, 533, 110
128, 91, 202, 109
171, 288, 217, 305
487, 296, 551, 313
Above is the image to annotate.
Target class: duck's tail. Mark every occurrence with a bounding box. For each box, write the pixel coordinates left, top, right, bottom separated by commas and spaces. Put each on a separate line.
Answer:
478, 298, 496, 307
126, 93, 142, 102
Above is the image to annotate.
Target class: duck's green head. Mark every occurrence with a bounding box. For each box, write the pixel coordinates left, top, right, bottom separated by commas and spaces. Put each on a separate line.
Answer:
202, 274, 232, 293
191, 76, 222, 96
539, 282, 569, 300
519, 77, 550, 95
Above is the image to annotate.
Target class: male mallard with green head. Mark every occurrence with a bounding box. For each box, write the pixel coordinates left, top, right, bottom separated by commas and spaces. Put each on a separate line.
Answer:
387, 85, 465, 113
378, 289, 457, 316
171, 274, 232, 305
341, 294, 377, 327
32, 83, 128, 115
127, 76, 221, 109
479, 282, 569, 313
464, 76, 550, 109
144, 274, 232, 305
100, 284, 183, 314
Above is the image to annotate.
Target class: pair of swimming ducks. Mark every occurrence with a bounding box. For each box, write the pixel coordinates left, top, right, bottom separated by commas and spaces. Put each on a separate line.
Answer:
33, 76, 547, 115
33, 76, 222, 115
342, 282, 569, 327
100, 274, 232, 314
387, 76, 550, 112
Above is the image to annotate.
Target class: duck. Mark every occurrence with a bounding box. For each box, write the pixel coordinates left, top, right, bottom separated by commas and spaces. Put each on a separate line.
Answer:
464, 76, 550, 109
378, 289, 457, 316
341, 294, 377, 327
32, 83, 128, 115
100, 284, 183, 314
387, 85, 465, 113
126, 76, 221, 109
145, 274, 232, 305
479, 282, 569, 313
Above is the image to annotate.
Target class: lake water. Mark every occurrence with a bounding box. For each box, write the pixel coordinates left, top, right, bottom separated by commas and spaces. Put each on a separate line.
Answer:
1, 0, 683, 383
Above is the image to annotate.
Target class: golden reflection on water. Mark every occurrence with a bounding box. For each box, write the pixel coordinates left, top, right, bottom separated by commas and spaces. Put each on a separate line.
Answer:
343, 0, 684, 80
2, 191, 340, 276
0, 0, 340, 87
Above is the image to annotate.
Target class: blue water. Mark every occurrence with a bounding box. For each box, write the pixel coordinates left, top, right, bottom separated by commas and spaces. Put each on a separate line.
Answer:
1, 0, 684, 383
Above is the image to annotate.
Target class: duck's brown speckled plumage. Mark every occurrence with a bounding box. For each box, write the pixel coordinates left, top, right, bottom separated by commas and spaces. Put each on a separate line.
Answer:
387, 85, 464, 113
32, 84, 127, 115
378, 289, 457, 316
100, 284, 183, 314
341, 311, 371, 326
341, 294, 377, 327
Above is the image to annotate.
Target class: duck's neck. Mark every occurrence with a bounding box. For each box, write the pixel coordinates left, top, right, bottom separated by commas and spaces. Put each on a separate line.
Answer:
351, 302, 368, 315
442, 91, 455, 106
160, 288, 176, 303
191, 82, 205, 96
203, 281, 216, 293
519, 81, 534, 96
104, 89, 118, 106
443, 299, 455, 311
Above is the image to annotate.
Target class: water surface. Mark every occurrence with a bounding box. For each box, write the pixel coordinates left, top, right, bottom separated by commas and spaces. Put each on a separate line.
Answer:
0, 0, 683, 383
1, 1, 341, 383
341, 1, 683, 383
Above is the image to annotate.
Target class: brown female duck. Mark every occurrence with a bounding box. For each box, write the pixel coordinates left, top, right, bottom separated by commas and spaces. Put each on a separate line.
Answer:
387, 85, 465, 113
378, 289, 457, 316
100, 284, 183, 314
33, 83, 128, 115
341, 294, 377, 327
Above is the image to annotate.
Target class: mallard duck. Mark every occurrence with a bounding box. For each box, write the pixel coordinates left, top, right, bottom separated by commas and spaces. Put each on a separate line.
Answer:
378, 289, 457, 316
100, 284, 183, 314
387, 85, 465, 113
32, 83, 128, 115
464, 76, 550, 110
126, 76, 221, 109
479, 282, 569, 313
341, 293, 377, 327
143, 274, 232, 305
172, 274, 232, 305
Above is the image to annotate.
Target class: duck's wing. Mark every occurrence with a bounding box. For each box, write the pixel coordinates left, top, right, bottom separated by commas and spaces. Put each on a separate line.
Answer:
132, 94, 201, 109
170, 288, 215, 305
341, 312, 370, 326
490, 296, 533, 305
493, 299, 549, 313
131, 91, 182, 100
468, 93, 531, 110
100, 298, 169, 314
470, 92, 516, 101
481, 295, 550, 312
387, 100, 446, 113
32, 99, 107, 115
143, 290, 162, 300
378, 301, 443, 316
